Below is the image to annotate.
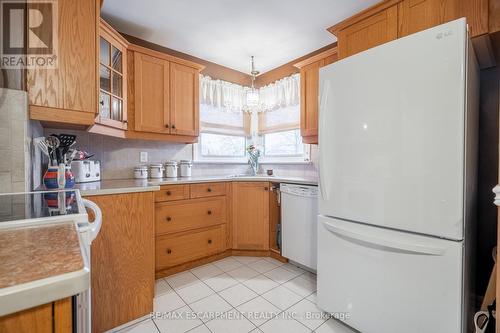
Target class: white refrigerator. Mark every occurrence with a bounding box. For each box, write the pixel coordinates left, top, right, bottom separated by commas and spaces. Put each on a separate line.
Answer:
317, 18, 478, 333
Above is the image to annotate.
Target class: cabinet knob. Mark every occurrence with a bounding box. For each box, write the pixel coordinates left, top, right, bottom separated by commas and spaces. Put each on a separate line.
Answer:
207, 188, 212, 192
207, 210, 212, 215
264, 187, 269, 191
166, 216, 172, 222
208, 239, 212, 244
172, 124, 176, 129
166, 191, 171, 196
165, 124, 169, 128
166, 249, 172, 254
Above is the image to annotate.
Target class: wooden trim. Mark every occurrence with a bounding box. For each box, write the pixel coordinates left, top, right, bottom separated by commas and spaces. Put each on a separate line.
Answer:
255, 43, 337, 88
269, 251, 289, 263
87, 123, 127, 138
128, 44, 205, 71
54, 298, 72, 333
327, 0, 401, 35
293, 47, 338, 69
29, 105, 95, 125
100, 18, 130, 48
125, 130, 198, 143
302, 135, 318, 145
155, 250, 231, 279
231, 249, 270, 257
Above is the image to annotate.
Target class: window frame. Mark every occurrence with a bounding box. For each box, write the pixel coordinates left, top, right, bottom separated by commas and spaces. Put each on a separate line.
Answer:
258, 129, 311, 164
194, 132, 249, 163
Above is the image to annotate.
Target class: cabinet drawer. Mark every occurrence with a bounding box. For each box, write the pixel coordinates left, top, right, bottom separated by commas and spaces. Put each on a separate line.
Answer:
155, 197, 226, 235
156, 225, 225, 269
190, 182, 226, 198
155, 185, 190, 202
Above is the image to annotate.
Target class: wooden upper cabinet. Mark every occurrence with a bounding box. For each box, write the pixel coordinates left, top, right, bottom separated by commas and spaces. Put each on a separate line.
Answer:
328, 0, 489, 61
28, 0, 98, 126
294, 48, 337, 144
232, 182, 270, 250
398, 0, 461, 37
170, 63, 199, 136
134, 52, 170, 134
97, 19, 129, 130
336, 4, 398, 59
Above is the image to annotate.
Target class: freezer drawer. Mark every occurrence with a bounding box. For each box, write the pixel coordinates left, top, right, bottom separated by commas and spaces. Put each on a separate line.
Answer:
317, 216, 463, 333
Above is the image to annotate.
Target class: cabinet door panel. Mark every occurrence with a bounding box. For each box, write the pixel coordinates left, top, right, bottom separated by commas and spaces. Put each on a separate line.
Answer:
232, 182, 270, 250
170, 63, 199, 136
88, 192, 154, 333
337, 5, 398, 59
134, 53, 170, 134
300, 60, 322, 140
398, 0, 459, 37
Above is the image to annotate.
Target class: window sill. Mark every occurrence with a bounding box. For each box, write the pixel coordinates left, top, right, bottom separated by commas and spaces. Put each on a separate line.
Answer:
193, 160, 312, 165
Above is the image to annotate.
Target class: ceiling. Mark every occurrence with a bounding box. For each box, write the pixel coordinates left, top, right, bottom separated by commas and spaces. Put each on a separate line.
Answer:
101, 0, 379, 74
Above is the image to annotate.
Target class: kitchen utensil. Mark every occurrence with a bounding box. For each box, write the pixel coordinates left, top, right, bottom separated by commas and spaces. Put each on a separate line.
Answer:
34, 137, 50, 158
66, 149, 78, 166
45, 136, 60, 166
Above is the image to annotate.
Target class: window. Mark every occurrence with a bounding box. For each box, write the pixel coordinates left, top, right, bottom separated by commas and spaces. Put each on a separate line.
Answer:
263, 129, 304, 156
258, 105, 310, 163
194, 104, 250, 162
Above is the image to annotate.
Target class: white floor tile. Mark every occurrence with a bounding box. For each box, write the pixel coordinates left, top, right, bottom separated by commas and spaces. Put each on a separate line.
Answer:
118, 319, 159, 333
282, 275, 316, 297
204, 273, 239, 292
261, 285, 303, 310
243, 275, 280, 295
187, 324, 212, 333
176, 281, 214, 304
155, 279, 172, 296
264, 266, 301, 284
212, 257, 243, 272
306, 292, 317, 304
233, 256, 262, 265
205, 309, 256, 333
153, 306, 203, 333
281, 263, 307, 275
190, 263, 224, 281
189, 294, 232, 323
250, 329, 263, 333
218, 284, 258, 307
166, 271, 199, 290
236, 296, 280, 326
315, 319, 358, 333
259, 314, 311, 333
248, 259, 279, 273
227, 265, 260, 282
300, 271, 317, 283
262, 257, 286, 266
286, 299, 329, 330
154, 290, 186, 313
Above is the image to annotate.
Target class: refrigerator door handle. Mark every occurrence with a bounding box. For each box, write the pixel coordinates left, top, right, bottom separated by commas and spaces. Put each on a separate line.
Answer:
322, 220, 446, 256
318, 81, 330, 201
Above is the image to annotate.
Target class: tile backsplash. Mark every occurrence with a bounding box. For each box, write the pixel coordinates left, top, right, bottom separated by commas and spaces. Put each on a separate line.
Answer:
40, 128, 318, 182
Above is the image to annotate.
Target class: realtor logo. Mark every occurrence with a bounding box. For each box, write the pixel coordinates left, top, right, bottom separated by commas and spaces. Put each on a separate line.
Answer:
1, 0, 58, 68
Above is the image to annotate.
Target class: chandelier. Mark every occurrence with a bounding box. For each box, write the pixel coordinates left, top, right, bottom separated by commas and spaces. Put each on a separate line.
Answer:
244, 56, 260, 111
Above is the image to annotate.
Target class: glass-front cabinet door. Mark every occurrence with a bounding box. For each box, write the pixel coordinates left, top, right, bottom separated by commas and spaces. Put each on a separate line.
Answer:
98, 19, 128, 129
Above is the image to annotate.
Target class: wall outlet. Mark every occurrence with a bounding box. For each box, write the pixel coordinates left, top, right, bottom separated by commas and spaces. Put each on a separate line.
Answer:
140, 152, 148, 163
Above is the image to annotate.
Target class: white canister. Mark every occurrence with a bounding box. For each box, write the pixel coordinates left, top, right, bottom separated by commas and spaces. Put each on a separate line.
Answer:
149, 164, 164, 179
179, 160, 192, 177
134, 165, 148, 179
164, 161, 178, 178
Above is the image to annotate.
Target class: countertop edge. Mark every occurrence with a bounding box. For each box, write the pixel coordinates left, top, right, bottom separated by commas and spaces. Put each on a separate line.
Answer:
80, 185, 161, 197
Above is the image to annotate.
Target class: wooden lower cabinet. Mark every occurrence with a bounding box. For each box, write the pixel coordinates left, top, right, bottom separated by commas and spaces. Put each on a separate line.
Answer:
156, 225, 226, 269
155, 197, 227, 235
232, 182, 270, 250
86, 192, 155, 333
0, 298, 72, 333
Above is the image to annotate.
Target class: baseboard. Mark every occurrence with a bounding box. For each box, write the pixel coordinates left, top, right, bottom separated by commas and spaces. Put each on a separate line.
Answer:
155, 249, 289, 279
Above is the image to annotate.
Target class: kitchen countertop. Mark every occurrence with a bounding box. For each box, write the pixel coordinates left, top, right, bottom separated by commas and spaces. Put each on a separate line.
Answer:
52, 175, 318, 196
0, 190, 90, 316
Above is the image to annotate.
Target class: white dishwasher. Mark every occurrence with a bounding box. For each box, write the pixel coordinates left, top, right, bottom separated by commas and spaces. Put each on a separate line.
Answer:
281, 183, 319, 271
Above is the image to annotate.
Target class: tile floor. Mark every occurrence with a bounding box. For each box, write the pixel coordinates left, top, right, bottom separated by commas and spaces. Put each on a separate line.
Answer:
113, 256, 355, 333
